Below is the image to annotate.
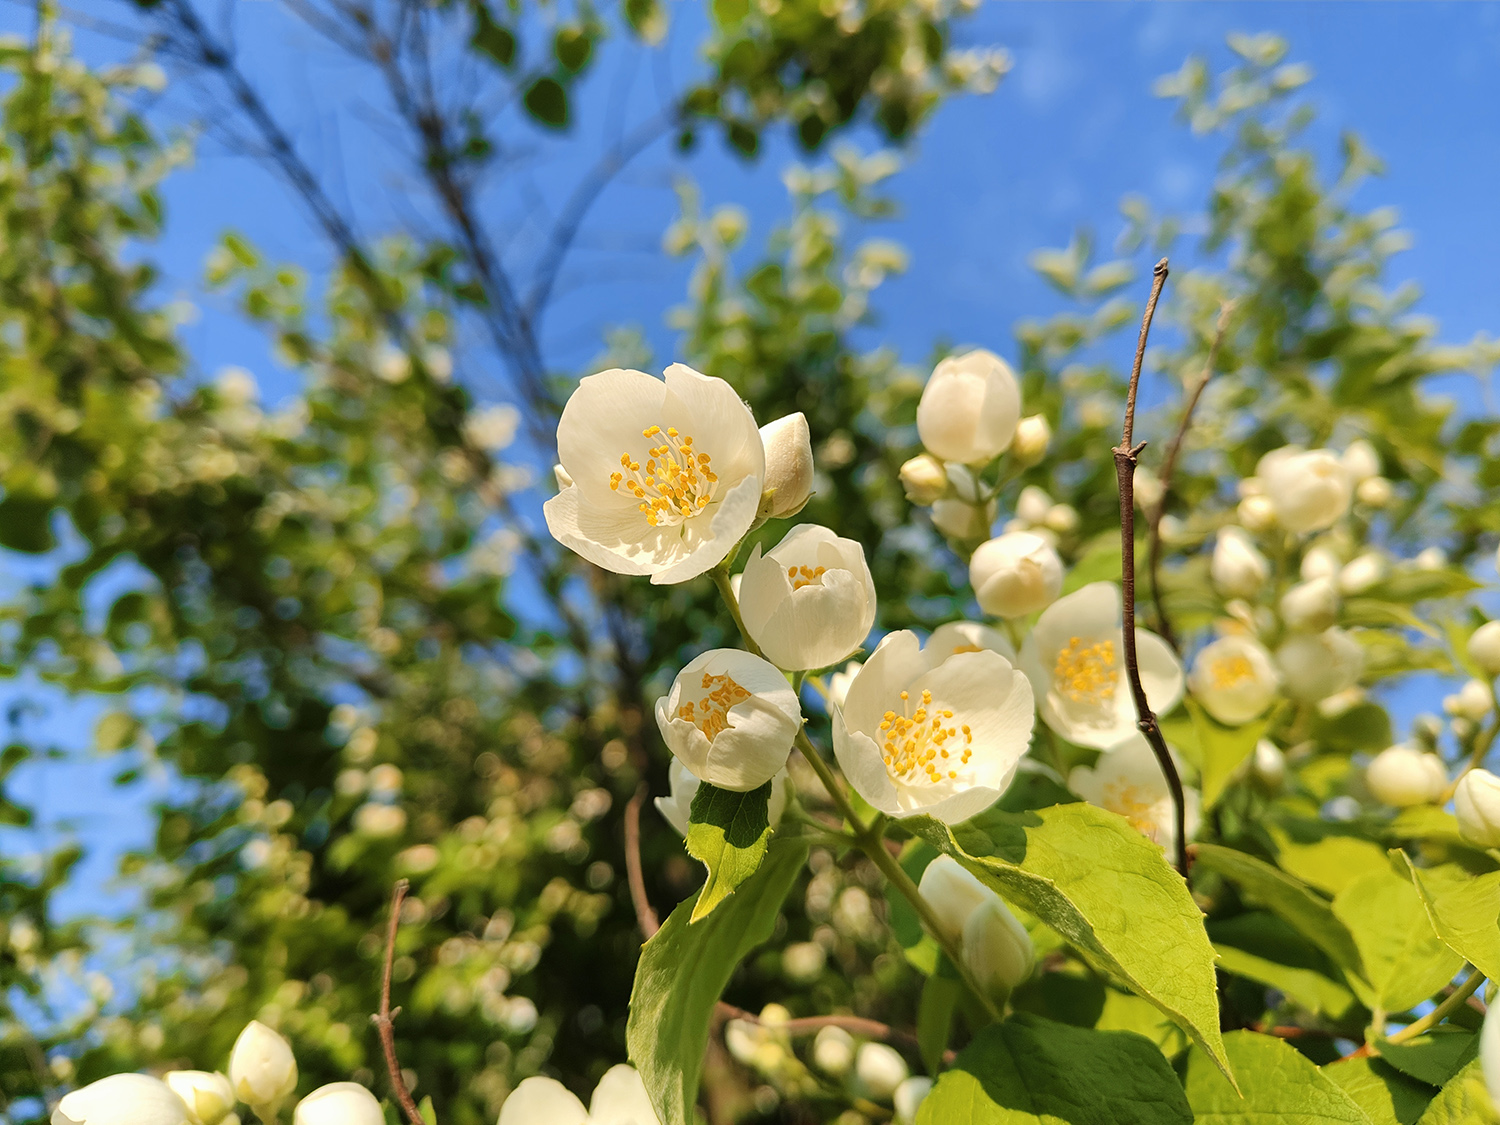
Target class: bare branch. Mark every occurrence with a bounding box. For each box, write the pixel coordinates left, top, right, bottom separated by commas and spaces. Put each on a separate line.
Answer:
1148, 301, 1234, 650
715, 1003, 946, 1062
373, 879, 429, 1125
624, 786, 660, 939
1113, 258, 1188, 875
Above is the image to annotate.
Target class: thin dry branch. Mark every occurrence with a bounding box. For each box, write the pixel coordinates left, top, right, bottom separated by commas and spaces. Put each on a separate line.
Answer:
1113, 258, 1189, 875
1148, 301, 1234, 650
624, 787, 660, 938
373, 879, 429, 1125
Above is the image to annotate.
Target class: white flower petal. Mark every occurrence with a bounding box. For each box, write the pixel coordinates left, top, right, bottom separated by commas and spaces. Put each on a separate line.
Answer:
928, 621, 1017, 664
497, 1077, 589, 1125
588, 1065, 661, 1125
557, 368, 673, 508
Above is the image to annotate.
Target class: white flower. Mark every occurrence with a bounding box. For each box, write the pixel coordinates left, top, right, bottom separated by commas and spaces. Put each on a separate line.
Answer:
1134, 466, 1165, 513
1483, 991, 1500, 1109
899, 454, 948, 505
1012, 414, 1051, 465
164, 1072, 235, 1125
1365, 746, 1447, 808
969, 531, 1063, 618
498, 1065, 661, 1125
1416, 546, 1447, 571
928, 620, 1018, 664
931, 497, 996, 541
654, 759, 788, 836
1455, 769, 1500, 848
1043, 503, 1079, 534
962, 896, 1034, 997
1251, 740, 1286, 789
854, 1043, 909, 1101
1339, 552, 1387, 594
1015, 485, 1053, 526
354, 803, 407, 837
52, 1075, 191, 1125
1274, 628, 1364, 704
1356, 477, 1393, 507
545, 365, 765, 584
654, 649, 802, 791
812, 1026, 855, 1076
1342, 439, 1381, 482
894, 1078, 933, 1125
1470, 622, 1500, 678
827, 660, 862, 710
918, 855, 994, 943
1448, 679, 1495, 721
739, 525, 876, 671
916, 349, 1021, 465
228, 1021, 298, 1111
1068, 733, 1202, 854
1211, 527, 1269, 599
1301, 545, 1342, 581
758, 412, 814, 518
833, 631, 1034, 824
1257, 447, 1353, 533
1237, 494, 1277, 532
1018, 583, 1184, 751
294, 1084, 383, 1125
1280, 577, 1339, 632
464, 403, 521, 452
1188, 635, 1279, 726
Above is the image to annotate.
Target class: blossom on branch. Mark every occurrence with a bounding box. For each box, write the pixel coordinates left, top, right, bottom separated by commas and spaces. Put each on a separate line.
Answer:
738, 524, 877, 671
1068, 733, 1201, 855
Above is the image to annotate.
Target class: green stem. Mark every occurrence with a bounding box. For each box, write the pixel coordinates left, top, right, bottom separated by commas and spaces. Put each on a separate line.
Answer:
1386, 968, 1486, 1044
710, 565, 1002, 1023
1444, 713, 1500, 801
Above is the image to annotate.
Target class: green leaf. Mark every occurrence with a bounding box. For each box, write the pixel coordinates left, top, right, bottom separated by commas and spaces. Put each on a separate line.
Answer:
1375, 1028, 1477, 1089
917, 972, 962, 1075
1325, 1057, 1434, 1125
684, 779, 773, 922
1186, 698, 1270, 809
1311, 702, 1394, 754
913, 1013, 1193, 1124
523, 77, 569, 129
627, 837, 808, 1125
910, 804, 1231, 1081
1399, 856, 1500, 981
417, 1096, 437, 1125
1194, 843, 1363, 974
1413, 1060, 1494, 1124
1213, 942, 1356, 1019
1185, 1030, 1374, 1122
1275, 834, 1393, 896
470, 4, 516, 67
1333, 868, 1463, 1014
553, 25, 593, 73
0, 494, 56, 553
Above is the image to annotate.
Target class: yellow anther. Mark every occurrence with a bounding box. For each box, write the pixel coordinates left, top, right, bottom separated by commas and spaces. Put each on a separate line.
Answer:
1209, 654, 1255, 690
678, 672, 752, 740
1053, 636, 1118, 705
608, 425, 719, 531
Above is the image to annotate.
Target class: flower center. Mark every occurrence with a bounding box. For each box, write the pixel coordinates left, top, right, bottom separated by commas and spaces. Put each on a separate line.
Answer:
609, 425, 719, 529
1208, 654, 1254, 690
1102, 781, 1161, 842
878, 688, 972, 784
950, 643, 985, 654
677, 671, 750, 740
787, 565, 827, 590
1053, 636, 1118, 705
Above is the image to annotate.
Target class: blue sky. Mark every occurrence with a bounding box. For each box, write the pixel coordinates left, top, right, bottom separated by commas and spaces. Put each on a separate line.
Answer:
3, 3, 1499, 926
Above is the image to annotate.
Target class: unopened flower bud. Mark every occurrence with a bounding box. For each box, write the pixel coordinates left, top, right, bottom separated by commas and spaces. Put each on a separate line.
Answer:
894, 1077, 934, 1125
961, 896, 1034, 998
1275, 628, 1363, 703
294, 1084, 384, 1125
758, 413, 814, 519
854, 1043, 909, 1100
1455, 769, 1500, 848
165, 1072, 235, 1125
1237, 494, 1276, 532
812, 1026, 855, 1077
228, 1021, 298, 1113
1469, 622, 1500, 678
1412, 713, 1444, 745
969, 532, 1063, 618
1415, 546, 1447, 571
1365, 745, 1447, 808
1133, 466, 1164, 513
1211, 527, 1269, 599
931, 497, 995, 541
1280, 577, 1339, 632
724, 1020, 760, 1067
1356, 476, 1393, 508
1342, 439, 1381, 483
1015, 485, 1053, 526
1339, 552, 1387, 594
917, 349, 1021, 465
53, 1075, 191, 1125
918, 855, 993, 943
1043, 503, 1079, 534
1258, 447, 1353, 533
1301, 546, 1342, 582
1012, 414, 1051, 465
899, 454, 948, 505
1252, 740, 1286, 789
1450, 679, 1495, 722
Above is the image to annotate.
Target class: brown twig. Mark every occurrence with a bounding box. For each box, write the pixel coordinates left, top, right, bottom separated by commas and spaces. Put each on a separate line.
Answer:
714, 1004, 948, 1063
625, 787, 660, 939
1148, 302, 1235, 651
1113, 259, 1189, 876
373, 879, 428, 1125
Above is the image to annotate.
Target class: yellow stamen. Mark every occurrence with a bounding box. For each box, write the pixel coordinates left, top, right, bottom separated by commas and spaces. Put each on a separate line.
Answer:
880, 687, 973, 785
1053, 636, 1118, 705
676, 672, 751, 740
609, 425, 718, 530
